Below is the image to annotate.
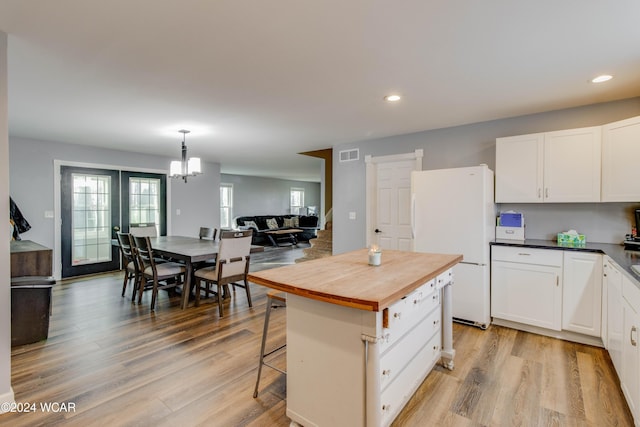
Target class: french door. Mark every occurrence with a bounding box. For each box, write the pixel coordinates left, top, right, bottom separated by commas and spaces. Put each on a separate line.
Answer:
61, 166, 120, 277
61, 166, 167, 278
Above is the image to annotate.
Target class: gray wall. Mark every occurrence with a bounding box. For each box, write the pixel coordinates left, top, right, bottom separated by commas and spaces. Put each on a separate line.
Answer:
1, 30, 12, 408
221, 173, 321, 220
333, 97, 640, 254
9, 137, 221, 268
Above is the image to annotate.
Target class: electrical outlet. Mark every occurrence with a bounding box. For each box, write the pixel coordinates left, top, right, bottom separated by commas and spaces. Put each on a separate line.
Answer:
349, 211, 356, 220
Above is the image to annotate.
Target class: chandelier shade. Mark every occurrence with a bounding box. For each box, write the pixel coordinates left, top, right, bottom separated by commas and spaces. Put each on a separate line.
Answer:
170, 129, 202, 183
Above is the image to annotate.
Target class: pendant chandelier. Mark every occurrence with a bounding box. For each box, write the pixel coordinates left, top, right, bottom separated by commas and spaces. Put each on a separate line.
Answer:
169, 129, 202, 183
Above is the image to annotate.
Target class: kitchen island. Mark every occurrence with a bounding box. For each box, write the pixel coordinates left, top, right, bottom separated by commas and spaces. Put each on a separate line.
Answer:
248, 248, 462, 427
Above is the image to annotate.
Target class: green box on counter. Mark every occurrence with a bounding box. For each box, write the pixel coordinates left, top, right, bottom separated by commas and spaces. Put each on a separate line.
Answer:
557, 232, 586, 247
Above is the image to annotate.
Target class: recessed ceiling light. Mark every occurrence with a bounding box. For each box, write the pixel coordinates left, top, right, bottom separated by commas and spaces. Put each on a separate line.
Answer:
591, 74, 613, 83
384, 94, 401, 102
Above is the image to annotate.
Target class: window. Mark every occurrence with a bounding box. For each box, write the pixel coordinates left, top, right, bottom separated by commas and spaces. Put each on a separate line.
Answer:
129, 177, 161, 236
220, 184, 233, 228
290, 187, 305, 215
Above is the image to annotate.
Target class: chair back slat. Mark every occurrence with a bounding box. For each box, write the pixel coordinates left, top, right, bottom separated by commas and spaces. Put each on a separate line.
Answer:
130, 223, 158, 237
216, 230, 253, 278
132, 235, 156, 273
116, 232, 134, 258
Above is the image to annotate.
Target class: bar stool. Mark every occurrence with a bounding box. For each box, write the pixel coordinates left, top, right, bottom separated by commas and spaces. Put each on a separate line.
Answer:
253, 291, 286, 398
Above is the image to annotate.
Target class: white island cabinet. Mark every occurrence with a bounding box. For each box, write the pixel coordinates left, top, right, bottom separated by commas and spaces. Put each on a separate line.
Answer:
249, 249, 461, 427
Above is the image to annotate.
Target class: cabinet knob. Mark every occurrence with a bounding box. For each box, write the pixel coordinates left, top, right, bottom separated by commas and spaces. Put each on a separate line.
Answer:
393, 312, 401, 319
382, 404, 391, 412
632, 326, 638, 347
382, 369, 391, 377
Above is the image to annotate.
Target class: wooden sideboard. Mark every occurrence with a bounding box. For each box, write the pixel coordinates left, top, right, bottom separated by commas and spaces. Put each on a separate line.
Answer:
10, 240, 53, 277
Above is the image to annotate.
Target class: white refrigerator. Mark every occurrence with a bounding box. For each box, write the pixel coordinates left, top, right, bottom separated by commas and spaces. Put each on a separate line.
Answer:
411, 165, 495, 328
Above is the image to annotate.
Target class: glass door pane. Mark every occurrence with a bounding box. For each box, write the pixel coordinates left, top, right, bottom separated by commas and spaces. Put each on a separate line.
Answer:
121, 171, 167, 236
61, 166, 120, 278
71, 173, 112, 265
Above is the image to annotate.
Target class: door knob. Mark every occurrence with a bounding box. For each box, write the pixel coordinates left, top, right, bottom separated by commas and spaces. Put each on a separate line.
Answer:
113, 226, 120, 231
374, 229, 382, 234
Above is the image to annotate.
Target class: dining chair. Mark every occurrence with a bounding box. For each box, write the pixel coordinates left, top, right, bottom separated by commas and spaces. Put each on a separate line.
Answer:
194, 229, 253, 317
130, 223, 158, 238
196, 227, 218, 268
199, 227, 217, 240
116, 232, 140, 301
132, 235, 187, 310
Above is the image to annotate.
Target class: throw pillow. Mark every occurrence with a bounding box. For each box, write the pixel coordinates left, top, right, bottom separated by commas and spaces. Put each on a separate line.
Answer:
244, 220, 258, 230
292, 216, 299, 227
283, 218, 293, 227
266, 218, 279, 229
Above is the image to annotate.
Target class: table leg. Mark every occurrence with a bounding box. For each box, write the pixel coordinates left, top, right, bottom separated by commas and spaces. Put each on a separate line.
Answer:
182, 260, 192, 309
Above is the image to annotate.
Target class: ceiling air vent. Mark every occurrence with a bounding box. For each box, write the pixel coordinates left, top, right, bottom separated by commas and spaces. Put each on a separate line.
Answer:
339, 148, 359, 162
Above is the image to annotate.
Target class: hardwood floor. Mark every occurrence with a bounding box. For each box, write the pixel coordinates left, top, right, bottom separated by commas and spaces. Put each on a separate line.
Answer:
2, 244, 634, 427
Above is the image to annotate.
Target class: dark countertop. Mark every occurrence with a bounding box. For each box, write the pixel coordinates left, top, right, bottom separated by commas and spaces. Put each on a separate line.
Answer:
492, 239, 640, 287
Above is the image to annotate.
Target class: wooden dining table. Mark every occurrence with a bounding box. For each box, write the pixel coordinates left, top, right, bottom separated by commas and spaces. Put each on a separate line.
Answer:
149, 236, 264, 309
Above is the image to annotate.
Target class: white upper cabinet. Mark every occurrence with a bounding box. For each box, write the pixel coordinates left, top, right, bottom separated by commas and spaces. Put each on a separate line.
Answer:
544, 127, 601, 202
496, 126, 601, 203
602, 116, 640, 202
495, 133, 544, 202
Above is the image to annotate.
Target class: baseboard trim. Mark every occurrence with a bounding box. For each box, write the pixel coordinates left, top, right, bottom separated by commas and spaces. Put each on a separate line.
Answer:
492, 318, 604, 348
0, 387, 15, 413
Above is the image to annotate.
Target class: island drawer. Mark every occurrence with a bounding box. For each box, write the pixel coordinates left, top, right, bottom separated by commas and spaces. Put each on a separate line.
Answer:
436, 269, 453, 289
380, 306, 441, 391
380, 279, 439, 353
380, 329, 442, 426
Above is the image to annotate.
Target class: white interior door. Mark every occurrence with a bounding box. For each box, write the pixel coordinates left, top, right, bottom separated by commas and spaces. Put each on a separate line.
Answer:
365, 150, 422, 251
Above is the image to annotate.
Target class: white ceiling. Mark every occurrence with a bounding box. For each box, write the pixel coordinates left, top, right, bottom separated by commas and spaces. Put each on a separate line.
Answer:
1, 1, 639, 182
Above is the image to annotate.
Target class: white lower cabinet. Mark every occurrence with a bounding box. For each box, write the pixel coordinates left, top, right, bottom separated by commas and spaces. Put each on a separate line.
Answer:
491, 246, 563, 330
605, 258, 624, 374
491, 246, 603, 338
622, 275, 640, 424
562, 252, 603, 336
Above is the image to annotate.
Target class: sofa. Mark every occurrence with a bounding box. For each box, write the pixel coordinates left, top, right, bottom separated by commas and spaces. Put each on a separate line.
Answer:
234, 215, 319, 245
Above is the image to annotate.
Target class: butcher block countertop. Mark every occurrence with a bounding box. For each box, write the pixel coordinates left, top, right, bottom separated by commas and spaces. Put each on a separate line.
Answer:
248, 248, 462, 311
